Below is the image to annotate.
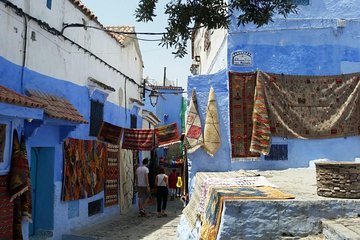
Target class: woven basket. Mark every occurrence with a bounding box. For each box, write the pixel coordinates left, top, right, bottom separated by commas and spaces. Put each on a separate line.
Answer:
315, 161, 360, 198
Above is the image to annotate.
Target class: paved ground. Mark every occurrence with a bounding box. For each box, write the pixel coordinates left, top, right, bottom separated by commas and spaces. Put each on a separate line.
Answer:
68, 197, 185, 240
66, 168, 360, 240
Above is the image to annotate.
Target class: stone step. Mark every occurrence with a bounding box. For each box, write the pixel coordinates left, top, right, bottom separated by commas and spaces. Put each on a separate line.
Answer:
322, 218, 360, 240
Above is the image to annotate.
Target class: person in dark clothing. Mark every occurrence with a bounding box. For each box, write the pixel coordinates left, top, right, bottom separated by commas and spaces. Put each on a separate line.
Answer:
168, 169, 177, 200
155, 167, 169, 217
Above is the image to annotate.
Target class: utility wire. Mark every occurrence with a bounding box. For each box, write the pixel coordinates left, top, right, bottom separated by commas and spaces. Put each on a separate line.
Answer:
0, 0, 153, 91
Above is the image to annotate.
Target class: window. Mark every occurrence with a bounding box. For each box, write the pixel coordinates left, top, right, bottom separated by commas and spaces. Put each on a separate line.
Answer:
88, 199, 103, 216
130, 114, 137, 128
89, 100, 104, 137
46, 0, 52, 9
0, 124, 6, 163
264, 144, 288, 160
291, 0, 310, 6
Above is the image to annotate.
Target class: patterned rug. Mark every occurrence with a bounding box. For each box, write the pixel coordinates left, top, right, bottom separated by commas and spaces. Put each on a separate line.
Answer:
0, 175, 13, 240
119, 148, 134, 213
8, 131, 32, 240
98, 122, 122, 145
155, 123, 181, 147
122, 128, 155, 150
262, 71, 360, 139
185, 89, 204, 153
228, 72, 260, 158
203, 86, 221, 157
105, 144, 120, 207
249, 71, 271, 155
182, 171, 259, 230
200, 186, 294, 240
62, 138, 107, 201
198, 176, 277, 215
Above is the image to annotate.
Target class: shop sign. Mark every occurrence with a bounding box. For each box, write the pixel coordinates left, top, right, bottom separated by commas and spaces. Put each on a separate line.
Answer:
232, 51, 253, 67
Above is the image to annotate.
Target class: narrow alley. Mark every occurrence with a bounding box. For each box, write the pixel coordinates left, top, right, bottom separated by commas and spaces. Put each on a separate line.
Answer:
64, 198, 185, 240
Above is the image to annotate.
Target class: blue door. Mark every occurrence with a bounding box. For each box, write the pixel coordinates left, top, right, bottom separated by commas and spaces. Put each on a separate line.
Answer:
29, 147, 55, 236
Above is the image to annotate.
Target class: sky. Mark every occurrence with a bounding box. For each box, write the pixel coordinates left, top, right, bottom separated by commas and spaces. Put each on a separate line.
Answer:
80, 0, 192, 90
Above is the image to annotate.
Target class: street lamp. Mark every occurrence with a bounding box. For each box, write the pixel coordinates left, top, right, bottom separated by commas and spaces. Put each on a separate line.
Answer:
149, 90, 159, 107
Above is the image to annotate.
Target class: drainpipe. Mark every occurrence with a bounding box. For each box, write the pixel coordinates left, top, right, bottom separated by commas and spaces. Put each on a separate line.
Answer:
20, 15, 28, 94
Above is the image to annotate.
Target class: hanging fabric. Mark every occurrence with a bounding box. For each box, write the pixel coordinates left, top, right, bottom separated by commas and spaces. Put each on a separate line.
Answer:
122, 128, 155, 150
104, 143, 120, 207
155, 122, 181, 147
262, 71, 360, 139
228, 72, 260, 158
185, 89, 204, 153
249, 71, 271, 155
62, 138, 107, 201
203, 86, 221, 157
8, 130, 32, 240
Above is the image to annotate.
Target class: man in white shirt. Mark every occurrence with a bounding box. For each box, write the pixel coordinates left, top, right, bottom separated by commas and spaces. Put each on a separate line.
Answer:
135, 158, 150, 216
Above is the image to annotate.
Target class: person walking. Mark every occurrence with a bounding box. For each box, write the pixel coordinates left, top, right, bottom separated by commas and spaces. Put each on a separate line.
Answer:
135, 158, 150, 217
176, 173, 183, 197
168, 169, 177, 200
155, 167, 168, 217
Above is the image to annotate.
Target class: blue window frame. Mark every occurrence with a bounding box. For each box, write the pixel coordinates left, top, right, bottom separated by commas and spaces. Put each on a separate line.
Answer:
46, 0, 52, 9
264, 144, 288, 161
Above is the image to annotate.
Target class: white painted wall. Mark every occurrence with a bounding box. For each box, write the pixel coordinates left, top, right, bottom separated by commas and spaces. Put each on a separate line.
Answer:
192, 28, 228, 75
0, 0, 143, 107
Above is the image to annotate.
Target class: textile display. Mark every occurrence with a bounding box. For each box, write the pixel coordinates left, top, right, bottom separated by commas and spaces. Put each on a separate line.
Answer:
198, 176, 277, 215
199, 186, 295, 240
98, 122, 122, 145
155, 123, 181, 147
9, 131, 32, 240
105, 144, 120, 207
249, 72, 271, 155
62, 138, 107, 201
119, 148, 134, 213
182, 171, 259, 230
228, 72, 260, 158
0, 175, 13, 239
203, 86, 221, 157
185, 89, 204, 153
261, 71, 360, 139
122, 128, 155, 151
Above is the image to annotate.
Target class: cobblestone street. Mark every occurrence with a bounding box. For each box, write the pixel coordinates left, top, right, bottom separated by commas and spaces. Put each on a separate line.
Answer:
66, 198, 185, 240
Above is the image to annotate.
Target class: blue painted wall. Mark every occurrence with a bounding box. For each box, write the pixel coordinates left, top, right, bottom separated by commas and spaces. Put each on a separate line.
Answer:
187, 1, 360, 191
0, 56, 141, 238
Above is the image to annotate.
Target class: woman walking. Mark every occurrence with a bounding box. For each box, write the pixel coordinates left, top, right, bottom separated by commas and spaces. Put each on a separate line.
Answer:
155, 167, 169, 217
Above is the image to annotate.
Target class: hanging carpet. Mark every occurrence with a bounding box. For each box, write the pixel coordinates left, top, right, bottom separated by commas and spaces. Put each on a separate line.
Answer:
228, 72, 260, 158
8, 130, 32, 240
98, 121, 122, 145
62, 138, 107, 201
122, 128, 155, 150
260, 71, 360, 139
185, 89, 204, 153
104, 144, 120, 207
155, 122, 181, 147
119, 148, 134, 213
249, 71, 271, 155
203, 87, 221, 157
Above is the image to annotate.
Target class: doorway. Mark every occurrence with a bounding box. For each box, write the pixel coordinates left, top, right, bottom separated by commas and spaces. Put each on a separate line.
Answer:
29, 147, 55, 236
